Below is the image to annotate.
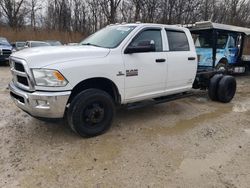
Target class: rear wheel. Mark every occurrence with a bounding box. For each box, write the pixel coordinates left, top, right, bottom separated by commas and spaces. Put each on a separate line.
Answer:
208, 74, 223, 101
217, 75, 236, 103
245, 65, 250, 74
67, 89, 115, 137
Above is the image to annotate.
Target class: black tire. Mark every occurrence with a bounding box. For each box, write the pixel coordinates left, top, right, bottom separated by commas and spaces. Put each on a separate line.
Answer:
67, 89, 115, 137
208, 74, 223, 101
245, 65, 250, 74
217, 75, 236, 103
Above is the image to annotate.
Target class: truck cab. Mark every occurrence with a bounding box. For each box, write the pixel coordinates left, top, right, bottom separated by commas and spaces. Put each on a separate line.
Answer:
187, 21, 250, 73
195, 33, 240, 67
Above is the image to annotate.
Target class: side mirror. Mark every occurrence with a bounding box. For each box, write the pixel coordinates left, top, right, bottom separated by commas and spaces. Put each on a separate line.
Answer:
125, 40, 156, 54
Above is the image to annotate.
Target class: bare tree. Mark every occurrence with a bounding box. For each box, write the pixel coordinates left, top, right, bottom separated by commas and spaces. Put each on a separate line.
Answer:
119, 0, 134, 22
27, 0, 42, 28
100, 0, 122, 24
45, 0, 72, 31
0, 0, 27, 27
132, 0, 143, 22
140, 0, 160, 23
2, 0, 250, 35
87, 0, 101, 32
159, 0, 177, 24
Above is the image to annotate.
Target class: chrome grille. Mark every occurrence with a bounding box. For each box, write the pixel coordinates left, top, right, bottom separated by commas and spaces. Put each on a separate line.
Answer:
2, 49, 11, 55
14, 62, 25, 72
10, 58, 35, 92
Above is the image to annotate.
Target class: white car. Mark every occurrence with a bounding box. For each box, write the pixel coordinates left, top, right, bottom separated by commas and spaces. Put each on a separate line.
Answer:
24, 41, 50, 48
9, 23, 236, 137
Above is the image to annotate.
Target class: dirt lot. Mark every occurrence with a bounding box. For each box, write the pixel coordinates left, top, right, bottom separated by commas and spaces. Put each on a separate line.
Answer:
0, 65, 250, 188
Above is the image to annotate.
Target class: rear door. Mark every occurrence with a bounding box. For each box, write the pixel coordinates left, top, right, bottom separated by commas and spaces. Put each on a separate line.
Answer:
165, 29, 197, 91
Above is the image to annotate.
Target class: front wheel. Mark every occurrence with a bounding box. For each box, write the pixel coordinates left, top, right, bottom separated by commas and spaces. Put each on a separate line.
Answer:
67, 89, 115, 137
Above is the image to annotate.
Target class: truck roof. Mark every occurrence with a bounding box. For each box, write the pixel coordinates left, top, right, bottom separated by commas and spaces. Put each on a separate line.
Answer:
184, 21, 250, 35
109, 23, 187, 31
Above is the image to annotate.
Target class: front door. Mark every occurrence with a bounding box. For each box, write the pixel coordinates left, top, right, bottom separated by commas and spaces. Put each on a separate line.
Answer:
227, 34, 240, 64
123, 29, 167, 102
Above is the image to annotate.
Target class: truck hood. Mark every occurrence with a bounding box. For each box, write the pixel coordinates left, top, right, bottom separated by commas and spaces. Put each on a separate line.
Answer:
11, 45, 110, 68
0, 44, 12, 50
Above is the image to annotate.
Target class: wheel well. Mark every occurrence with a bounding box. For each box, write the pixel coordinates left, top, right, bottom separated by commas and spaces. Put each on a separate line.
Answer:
68, 78, 121, 105
218, 58, 228, 66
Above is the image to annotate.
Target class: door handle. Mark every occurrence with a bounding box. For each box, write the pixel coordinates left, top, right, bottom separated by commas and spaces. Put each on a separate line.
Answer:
156, 59, 166, 63
188, 57, 196, 61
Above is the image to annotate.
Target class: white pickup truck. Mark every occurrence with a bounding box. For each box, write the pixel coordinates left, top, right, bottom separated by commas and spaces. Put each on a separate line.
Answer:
9, 23, 236, 137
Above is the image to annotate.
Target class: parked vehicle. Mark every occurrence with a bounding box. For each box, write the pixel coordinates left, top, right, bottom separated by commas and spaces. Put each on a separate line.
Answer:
45, 40, 62, 46
67, 43, 78, 46
11, 41, 26, 51
9, 23, 236, 137
186, 21, 250, 73
0, 37, 12, 63
24, 41, 50, 48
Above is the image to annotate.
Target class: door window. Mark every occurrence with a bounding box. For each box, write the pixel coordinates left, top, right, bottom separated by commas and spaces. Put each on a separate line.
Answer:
228, 36, 237, 48
216, 35, 228, 49
166, 30, 190, 51
129, 29, 163, 52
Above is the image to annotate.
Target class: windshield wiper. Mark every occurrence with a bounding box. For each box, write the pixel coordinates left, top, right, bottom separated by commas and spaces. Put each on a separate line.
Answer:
81, 43, 102, 48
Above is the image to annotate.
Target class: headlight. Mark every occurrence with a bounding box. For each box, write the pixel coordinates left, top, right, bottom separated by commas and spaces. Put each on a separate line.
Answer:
32, 69, 68, 87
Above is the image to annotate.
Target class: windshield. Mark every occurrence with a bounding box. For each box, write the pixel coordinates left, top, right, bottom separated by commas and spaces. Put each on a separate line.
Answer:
80, 25, 136, 48
31, 42, 50, 47
46, 41, 62, 46
16, 42, 26, 48
0, 37, 10, 45
194, 34, 228, 49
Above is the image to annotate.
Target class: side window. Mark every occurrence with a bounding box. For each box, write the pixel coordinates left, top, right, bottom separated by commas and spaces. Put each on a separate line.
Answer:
130, 29, 163, 52
217, 35, 228, 49
228, 36, 236, 48
166, 30, 190, 51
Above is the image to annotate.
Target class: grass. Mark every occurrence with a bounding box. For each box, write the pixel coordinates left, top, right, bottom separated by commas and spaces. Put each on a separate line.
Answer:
0, 27, 85, 44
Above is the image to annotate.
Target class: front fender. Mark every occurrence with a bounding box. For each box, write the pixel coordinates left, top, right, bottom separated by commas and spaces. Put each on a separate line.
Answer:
46, 57, 125, 102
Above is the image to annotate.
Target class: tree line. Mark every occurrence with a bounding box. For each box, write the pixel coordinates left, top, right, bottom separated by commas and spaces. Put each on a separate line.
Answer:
0, 0, 250, 35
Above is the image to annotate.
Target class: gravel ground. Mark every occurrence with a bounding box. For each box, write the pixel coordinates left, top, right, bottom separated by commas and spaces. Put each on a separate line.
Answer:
0, 65, 250, 188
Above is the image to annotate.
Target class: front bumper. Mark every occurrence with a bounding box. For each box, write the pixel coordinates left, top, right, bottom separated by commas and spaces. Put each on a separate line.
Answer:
0, 55, 10, 62
9, 81, 71, 118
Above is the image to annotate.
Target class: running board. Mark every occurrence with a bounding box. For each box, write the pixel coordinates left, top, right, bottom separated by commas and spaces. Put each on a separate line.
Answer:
125, 92, 193, 110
